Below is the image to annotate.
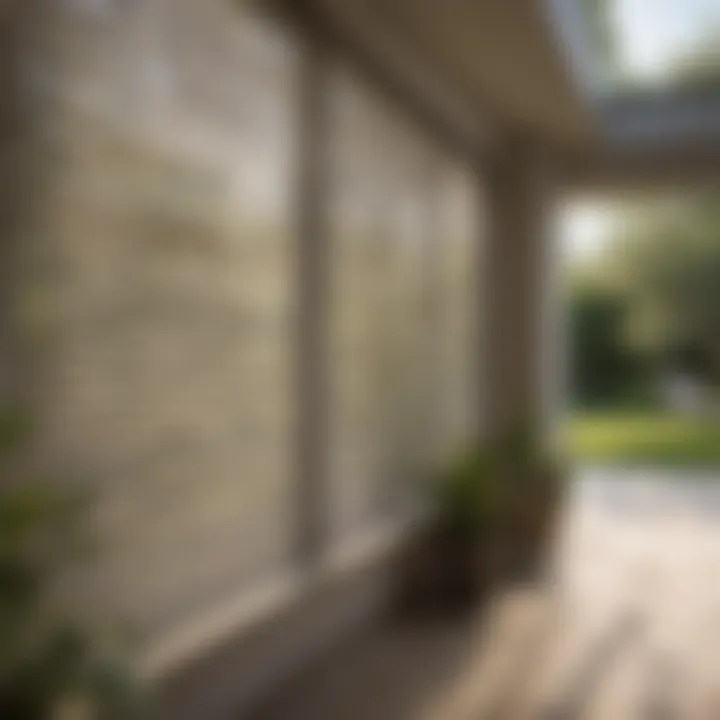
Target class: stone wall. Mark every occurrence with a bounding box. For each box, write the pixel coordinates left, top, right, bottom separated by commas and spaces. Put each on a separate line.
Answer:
13, 0, 298, 642
4, 0, 482, 667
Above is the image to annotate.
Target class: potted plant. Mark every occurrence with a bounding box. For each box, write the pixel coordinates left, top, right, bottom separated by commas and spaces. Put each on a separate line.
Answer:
399, 449, 510, 613
496, 424, 564, 580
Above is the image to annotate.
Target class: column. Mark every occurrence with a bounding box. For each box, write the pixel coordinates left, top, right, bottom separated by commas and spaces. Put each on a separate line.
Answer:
483, 135, 557, 443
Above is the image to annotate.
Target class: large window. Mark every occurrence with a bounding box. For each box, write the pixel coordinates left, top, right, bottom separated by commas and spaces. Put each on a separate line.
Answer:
327, 66, 481, 547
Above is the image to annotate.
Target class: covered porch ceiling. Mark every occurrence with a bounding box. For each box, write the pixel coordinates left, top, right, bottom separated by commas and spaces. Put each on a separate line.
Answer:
317, 0, 599, 147
309, 0, 720, 186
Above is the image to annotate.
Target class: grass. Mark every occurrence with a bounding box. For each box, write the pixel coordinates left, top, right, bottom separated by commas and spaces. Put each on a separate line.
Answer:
565, 411, 720, 467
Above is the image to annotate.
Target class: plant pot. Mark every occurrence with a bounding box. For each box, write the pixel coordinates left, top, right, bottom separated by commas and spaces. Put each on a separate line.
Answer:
397, 527, 510, 615
505, 480, 561, 581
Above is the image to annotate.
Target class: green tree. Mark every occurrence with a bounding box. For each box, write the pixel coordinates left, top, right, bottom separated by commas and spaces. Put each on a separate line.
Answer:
568, 269, 648, 408
670, 20, 720, 87
613, 194, 720, 383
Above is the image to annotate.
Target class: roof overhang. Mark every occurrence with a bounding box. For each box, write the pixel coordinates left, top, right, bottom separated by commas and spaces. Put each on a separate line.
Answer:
288, 0, 720, 187
314, 0, 600, 149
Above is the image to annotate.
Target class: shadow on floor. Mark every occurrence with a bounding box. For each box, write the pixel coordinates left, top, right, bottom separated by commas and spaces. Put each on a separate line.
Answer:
247, 581, 553, 720
247, 616, 478, 720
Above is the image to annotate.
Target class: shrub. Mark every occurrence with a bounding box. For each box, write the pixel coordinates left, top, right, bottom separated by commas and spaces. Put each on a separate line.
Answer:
432, 449, 509, 542
0, 409, 136, 719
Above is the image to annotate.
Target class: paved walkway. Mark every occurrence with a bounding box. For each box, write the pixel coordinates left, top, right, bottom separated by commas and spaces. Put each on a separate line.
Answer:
250, 470, 720, 719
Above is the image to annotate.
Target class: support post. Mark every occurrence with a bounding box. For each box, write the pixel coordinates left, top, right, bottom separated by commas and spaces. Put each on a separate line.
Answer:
483, 136, 556, 443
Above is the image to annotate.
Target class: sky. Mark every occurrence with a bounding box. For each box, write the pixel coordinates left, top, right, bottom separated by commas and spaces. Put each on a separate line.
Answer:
611, 0, 720, 82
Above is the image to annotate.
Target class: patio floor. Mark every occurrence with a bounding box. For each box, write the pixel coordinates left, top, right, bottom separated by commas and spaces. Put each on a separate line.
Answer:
249, 470, 720, 719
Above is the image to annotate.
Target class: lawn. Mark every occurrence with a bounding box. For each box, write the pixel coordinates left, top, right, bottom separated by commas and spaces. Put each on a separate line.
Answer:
564, 411, 720, 467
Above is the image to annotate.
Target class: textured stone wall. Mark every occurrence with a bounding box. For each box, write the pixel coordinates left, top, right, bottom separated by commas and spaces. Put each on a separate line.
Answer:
6, 0, 482, 656
15, 0, 298, 640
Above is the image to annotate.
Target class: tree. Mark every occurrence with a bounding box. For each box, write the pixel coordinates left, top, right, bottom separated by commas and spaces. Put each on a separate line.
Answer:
567, 269, 648, 408
670, 21, 720, 87
613, 194, 720, 383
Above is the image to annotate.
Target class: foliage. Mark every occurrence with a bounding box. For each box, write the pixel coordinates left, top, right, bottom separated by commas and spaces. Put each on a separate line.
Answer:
568, 271, 652, 408
615, 195, 720, 384
670, 26, 720, 87
568, 192, 720, 407
0, 409, 136, 719
433, 424, 563, 541
432, 450, 508, 540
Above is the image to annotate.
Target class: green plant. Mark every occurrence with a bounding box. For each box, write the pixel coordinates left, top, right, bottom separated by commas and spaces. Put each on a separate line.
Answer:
432, 450, 508, 541
421, 425, 564, 600
0, 408, 136, 719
